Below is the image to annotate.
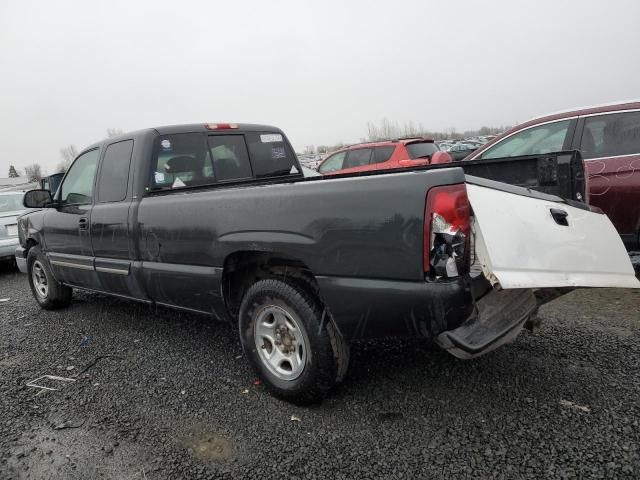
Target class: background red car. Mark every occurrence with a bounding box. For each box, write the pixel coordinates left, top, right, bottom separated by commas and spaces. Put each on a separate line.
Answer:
467, 100, 640, 250
318, 138, 452, 175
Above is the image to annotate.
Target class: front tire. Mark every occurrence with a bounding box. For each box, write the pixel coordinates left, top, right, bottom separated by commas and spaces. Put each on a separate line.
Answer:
239, 278, 349, 405
27, 246, 72, 310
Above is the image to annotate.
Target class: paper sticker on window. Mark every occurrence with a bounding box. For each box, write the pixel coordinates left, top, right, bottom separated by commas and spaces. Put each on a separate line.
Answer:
260, 134, 283, 143
154, 172, 165, 183
161, 139, 171, 149
172, 177, 186, 188
271, 146, 286, 159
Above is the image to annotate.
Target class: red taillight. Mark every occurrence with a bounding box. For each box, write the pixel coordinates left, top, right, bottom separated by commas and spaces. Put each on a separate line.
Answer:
423, 184, 471, 277
205, 123, 239, 130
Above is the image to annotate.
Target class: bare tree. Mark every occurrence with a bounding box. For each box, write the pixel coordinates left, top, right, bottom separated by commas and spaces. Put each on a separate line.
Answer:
58, 144, 78, 173
401, 120, 426, 138
8, 165, 19, 178
367, 118, 401, 141
24, 164, 43, 182
364, 120, 508, 143
107, 128, 124, 138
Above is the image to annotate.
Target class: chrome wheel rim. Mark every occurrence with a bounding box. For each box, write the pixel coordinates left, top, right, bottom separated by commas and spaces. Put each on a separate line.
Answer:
253, 305, 307, 381
31, 260, 49, 298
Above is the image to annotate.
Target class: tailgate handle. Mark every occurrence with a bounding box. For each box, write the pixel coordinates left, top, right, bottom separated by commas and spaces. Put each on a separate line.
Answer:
550, 208, 569, 226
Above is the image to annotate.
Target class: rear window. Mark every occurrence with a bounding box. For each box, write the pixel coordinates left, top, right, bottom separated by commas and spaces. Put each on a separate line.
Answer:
245, 132, 300, 178
150, 131, 300, 190
151, 133, 211, 189
406, 142, 438, 160
207, 135, 253, 181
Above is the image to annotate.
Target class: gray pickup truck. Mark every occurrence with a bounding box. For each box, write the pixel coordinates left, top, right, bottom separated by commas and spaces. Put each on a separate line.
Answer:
17, 123, 639, 404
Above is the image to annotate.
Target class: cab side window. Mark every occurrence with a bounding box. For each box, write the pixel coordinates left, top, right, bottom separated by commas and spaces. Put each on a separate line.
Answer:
97, 140, 133, 203
480, 120, 570, 160
60, 149, 100, 204
580, 111, 640, 159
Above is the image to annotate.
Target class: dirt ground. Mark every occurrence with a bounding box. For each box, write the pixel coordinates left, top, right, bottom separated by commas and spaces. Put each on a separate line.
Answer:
1, 265, 639, 479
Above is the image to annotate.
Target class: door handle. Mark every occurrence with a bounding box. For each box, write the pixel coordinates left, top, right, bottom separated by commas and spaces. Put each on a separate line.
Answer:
550, 208, 569, 226
78, 217, 88, 230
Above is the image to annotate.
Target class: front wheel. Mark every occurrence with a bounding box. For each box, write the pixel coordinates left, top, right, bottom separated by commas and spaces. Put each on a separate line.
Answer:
27, 246, 72, 310
239, 278, 349, 405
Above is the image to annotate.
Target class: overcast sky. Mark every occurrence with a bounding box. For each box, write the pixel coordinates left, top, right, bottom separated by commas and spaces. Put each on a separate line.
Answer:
1, 0, 639, 175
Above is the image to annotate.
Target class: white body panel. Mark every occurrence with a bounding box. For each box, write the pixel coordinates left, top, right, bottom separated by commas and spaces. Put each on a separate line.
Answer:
467, 183, 640, 289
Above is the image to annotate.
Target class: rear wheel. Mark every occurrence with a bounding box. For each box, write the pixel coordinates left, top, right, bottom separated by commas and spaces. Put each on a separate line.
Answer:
239, 278, 349, 405
27, 246, 72, 310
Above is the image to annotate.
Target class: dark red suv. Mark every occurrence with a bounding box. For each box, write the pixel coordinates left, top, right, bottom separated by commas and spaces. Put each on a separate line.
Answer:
318, 138, 452, 175
467, 100, 640, 249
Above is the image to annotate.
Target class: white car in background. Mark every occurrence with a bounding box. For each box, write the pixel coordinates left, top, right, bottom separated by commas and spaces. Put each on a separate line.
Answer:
0, 191, 28, 264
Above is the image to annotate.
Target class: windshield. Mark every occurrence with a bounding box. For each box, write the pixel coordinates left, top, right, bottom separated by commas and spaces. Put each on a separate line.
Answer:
406, 142, 438, 159
0, 193, 24, 213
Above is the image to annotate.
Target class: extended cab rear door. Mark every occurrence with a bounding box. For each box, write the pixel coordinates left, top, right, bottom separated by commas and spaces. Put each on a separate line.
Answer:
467, 176, 640, 289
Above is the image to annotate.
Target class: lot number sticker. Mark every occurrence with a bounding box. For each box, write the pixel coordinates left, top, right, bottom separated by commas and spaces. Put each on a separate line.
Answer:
260, 134, 283, 143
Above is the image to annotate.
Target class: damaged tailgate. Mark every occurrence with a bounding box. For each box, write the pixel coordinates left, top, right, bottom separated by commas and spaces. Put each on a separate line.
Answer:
466, 176, 640, 290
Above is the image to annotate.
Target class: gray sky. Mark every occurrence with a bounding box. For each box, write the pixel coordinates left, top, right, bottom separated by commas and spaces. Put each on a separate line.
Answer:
1, 0, 639, 175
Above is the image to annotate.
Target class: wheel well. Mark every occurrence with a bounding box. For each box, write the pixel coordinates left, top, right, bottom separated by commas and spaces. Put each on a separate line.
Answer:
222, 251, 319, 320
24, 238, 38, 256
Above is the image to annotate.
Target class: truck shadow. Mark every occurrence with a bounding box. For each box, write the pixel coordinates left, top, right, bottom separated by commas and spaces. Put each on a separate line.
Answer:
67, 290, 571, 414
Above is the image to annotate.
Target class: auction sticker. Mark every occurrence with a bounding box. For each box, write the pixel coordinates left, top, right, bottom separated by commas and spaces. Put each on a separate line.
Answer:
260, 134, 283, 143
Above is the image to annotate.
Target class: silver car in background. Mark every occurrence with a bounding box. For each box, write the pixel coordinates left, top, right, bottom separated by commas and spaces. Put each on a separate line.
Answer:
0, 191, 27, 265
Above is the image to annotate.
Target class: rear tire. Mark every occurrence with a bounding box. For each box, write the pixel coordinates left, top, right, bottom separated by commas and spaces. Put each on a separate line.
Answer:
239, 278, 349, 405
27, 246, 72, 310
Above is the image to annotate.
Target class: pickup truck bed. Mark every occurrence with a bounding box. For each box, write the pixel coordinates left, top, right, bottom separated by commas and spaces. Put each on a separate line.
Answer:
15, 123, 639, 404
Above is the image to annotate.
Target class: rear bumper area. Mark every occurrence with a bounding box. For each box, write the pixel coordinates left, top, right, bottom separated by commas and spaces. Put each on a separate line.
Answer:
435, 288, 537, 359
316, 275, 475, 341
14, 246, 27, 273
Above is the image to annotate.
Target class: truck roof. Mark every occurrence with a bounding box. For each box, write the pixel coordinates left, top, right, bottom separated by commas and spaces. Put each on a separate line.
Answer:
153, 123, 284, 135
80, 123, 286, 155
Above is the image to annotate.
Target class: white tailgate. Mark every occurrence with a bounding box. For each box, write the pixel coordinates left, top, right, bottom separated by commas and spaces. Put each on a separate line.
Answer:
467, 183, 640, 289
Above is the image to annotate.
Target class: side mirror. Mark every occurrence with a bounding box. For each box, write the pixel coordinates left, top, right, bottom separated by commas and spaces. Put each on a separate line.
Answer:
23, 189, 53, 209
431, 151, 453, 164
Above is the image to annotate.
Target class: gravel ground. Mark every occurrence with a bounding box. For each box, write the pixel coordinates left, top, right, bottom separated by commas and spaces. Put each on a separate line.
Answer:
1, 264, 639, 479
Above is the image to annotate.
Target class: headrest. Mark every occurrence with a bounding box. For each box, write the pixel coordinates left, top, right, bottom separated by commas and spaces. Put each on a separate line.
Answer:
164, 155, 202, 173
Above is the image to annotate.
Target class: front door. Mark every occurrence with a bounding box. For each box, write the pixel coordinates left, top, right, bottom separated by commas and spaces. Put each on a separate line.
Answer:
44, 148, 101, 289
